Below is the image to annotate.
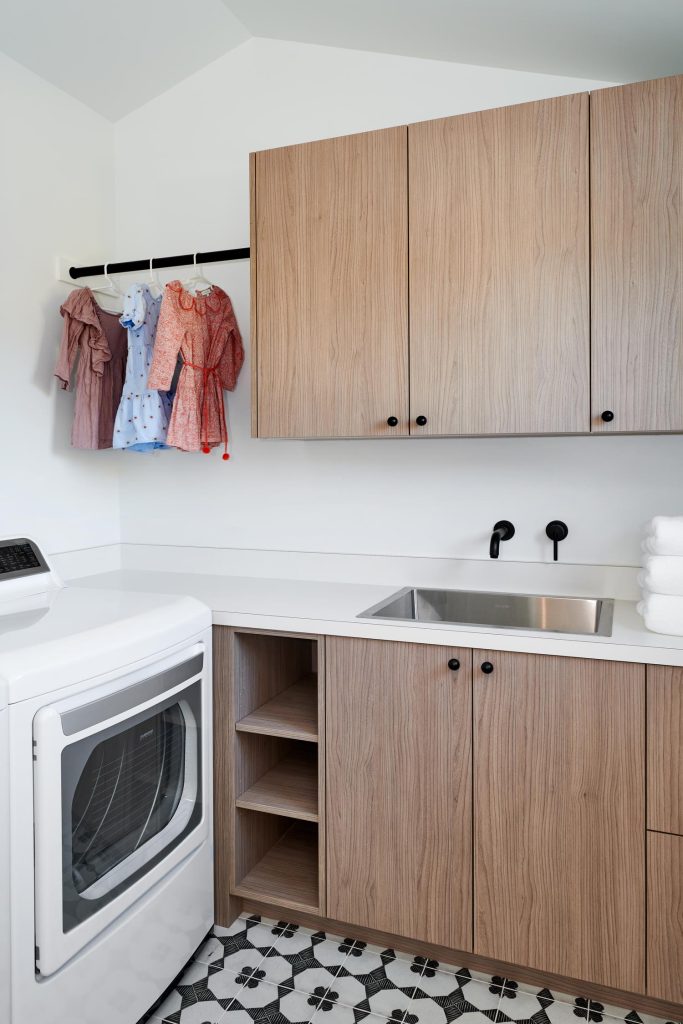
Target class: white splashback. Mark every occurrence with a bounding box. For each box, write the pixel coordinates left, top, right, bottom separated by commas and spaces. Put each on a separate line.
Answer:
109, 39, 683, 569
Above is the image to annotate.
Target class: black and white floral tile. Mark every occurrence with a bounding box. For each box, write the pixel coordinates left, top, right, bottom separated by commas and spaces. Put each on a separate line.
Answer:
140, 913, 681, 1024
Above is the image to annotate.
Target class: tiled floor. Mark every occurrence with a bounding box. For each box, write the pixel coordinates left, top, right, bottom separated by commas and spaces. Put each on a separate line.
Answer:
142, 914, 680, 1024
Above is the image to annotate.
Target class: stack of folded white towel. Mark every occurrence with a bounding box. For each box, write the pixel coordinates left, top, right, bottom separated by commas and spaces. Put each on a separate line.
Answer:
638, 516, 683, 635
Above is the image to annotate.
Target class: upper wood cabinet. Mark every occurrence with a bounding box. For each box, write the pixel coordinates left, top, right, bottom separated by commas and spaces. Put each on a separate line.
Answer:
252, 127, 409, 438
409, 94, 590, 435
326, 637, 473, 950
251, 75, 683, 439
474, 651, 645, 992
591, 75, 683, 432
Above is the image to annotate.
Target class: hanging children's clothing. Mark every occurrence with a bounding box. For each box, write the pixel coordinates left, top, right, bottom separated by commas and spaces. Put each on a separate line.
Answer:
147, 280, 244, 458
55, 287, 127, 449
113, 284, 172, 451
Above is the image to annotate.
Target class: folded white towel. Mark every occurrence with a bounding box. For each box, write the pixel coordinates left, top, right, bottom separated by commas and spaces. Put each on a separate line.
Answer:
638, 555, 683, 597
637, 592, 683, 636
642, 515, 683, 556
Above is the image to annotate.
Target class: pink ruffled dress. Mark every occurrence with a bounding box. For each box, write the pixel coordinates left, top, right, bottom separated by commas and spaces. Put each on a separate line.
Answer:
147, 281, 243, 458
55, 288, 127, 449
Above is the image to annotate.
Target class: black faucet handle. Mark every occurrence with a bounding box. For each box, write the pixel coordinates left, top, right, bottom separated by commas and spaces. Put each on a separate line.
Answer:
490, 520, 515, 558
546, 520, 569, 562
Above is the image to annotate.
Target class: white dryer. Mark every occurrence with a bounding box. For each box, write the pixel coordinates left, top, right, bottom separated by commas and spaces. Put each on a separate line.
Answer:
0, 538, 214, 1024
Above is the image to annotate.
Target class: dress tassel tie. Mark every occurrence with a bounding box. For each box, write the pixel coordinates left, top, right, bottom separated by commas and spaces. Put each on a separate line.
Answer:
183, 359, 230, 460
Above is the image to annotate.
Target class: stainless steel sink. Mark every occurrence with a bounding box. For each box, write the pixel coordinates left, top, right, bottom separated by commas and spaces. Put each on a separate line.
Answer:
359, 588, 614, 637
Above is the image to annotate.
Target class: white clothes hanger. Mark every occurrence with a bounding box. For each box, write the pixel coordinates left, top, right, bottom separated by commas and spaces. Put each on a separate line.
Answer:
147, 257, 163, 298
91, 263, 124, 312
182, 252, 214, 296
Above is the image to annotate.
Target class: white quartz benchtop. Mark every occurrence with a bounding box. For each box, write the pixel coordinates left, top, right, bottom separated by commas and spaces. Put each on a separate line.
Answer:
72, 569, 683, 667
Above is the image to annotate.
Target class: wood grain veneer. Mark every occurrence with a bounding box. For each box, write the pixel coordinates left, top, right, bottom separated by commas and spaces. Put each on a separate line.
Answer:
648, 665, 683, 835
647, 831, 683, 1003
226, 628, 326, 918
591, 75, 683, 432
326, 638, 473, 950
236, 675, 318, 742
235, 822, 319, 913
236, 748, 319, 821
255, 127, 409, 438
409, 93, 589, 435
213, 625, 241, 925
474, 651, 645, 992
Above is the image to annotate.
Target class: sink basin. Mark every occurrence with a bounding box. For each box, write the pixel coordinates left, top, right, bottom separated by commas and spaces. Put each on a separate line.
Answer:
359, 588, 614, 637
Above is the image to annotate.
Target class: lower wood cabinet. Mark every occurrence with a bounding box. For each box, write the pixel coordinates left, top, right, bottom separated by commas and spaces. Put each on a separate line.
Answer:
647, 664, 683, 834
473, 651, 645, 992
647, 831, 683, 1003
326, 637, 473, 950
219, 630, 681, 1010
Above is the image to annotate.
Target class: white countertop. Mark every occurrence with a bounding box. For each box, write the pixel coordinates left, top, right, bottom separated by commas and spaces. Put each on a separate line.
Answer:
72, 569, 683, 667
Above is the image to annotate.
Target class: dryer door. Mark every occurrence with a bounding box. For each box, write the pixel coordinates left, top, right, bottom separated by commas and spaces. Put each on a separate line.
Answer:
33, 643, 209, 976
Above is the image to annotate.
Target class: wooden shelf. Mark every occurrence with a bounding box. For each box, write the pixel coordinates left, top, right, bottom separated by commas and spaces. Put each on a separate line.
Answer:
234, 822, 319, 913
236, 676, 318, 742
236, 749, 318, 821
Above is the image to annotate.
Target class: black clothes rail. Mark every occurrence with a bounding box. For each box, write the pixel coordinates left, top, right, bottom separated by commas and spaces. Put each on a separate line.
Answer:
69, 247, 250, 280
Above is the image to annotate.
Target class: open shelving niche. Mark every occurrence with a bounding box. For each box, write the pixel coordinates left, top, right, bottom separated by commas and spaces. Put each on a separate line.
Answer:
228, 629, 325, 915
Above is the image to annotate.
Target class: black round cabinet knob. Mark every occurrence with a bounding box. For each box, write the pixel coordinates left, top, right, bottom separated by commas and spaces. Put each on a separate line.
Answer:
416, 415, 428, 426
481, 661, 494, 675
447, 658, 460, 671
386, 416, 399, 427
601, 410, 614, 422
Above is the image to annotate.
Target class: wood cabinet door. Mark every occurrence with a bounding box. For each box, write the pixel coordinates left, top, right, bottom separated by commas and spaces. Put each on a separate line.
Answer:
591, 75, 683, 432
474, 651, 645, 991
648, 665, 683, 835
647, 831, 683, 1003
408, 94, 589, 435
326, 638, 472, 950
254, 127, 409, 438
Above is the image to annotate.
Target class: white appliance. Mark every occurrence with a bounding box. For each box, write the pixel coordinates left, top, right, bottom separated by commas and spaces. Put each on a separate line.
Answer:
0, 538, 214, 1024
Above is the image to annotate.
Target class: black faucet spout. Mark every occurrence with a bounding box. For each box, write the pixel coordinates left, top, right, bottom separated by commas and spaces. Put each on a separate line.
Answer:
489, 520, 515, 559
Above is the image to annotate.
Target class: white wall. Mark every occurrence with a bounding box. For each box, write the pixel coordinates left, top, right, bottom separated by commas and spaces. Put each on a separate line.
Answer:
112, 38, 683, 568
0, 54, 120, 555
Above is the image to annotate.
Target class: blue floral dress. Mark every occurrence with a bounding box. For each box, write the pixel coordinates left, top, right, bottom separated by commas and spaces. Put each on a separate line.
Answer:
113, 285, 172, 451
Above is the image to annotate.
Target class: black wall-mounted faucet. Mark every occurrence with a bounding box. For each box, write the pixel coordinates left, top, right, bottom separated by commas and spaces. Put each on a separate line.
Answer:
546, 520, 569, 561
490, 520, 515, 558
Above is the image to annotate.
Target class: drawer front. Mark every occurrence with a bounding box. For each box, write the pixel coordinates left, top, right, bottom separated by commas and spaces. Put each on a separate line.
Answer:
648, 666, 683, 835
647, 831, 683, 1003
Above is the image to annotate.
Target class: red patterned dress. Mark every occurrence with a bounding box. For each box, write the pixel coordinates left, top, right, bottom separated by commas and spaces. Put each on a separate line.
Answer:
147, 281, 243, 458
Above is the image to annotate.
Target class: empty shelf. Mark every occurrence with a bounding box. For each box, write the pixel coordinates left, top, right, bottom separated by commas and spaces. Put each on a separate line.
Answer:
235, 823, 319, 913
236, 750, 318, 821
236, 676, 318, 742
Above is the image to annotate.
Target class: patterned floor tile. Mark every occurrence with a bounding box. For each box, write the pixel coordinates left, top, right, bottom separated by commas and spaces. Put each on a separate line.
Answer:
291, 964, 353, 997
363, 986, 419, 1022
161, 1001, 226, 1024
460, 981, 504, 1014
411, 970, 466, 999
383, 956, 425, 991
491, 987, 545, 1022
142, 915, 678, 1024
311, 1009, 389, 1024
223, 987, 320, 1024
193, 935, 225, 967
326, 971, 376, 1012
545, 1002, 587, 1024
340, 943, 399, 976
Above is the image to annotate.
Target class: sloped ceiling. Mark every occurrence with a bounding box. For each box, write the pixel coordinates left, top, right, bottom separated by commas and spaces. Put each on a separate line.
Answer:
0, 0, 250, 121
1, 0, 682, 120
225, 0, 683, 86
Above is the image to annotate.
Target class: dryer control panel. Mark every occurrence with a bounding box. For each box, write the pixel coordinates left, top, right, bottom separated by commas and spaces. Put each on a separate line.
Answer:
0, 539, 49, 581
